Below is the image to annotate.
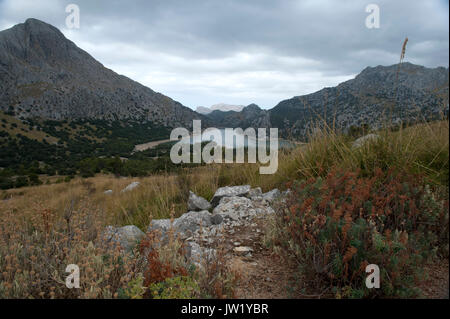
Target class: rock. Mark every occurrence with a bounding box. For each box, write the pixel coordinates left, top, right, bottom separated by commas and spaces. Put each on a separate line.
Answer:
147, 219, 173, 235
233, 246, 253, 255
185, 242, 216, 267
173, 210, 212, 236
262, 189, 281, 203
104, 190, 113, 195
121, 181, 140, 193
254, 205, 275, 215
281, 189, 292, 197
210, 185, 251, 207
211, 214, 223, 225
352, 134, 380, 149
147, 211, 212, 239
103, 225, 145, 252
247, 187, 262, 200
213, 196, 256, 220
188, 191, 212, 211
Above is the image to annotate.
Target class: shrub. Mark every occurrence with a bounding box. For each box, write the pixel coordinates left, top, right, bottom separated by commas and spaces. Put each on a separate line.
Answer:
276, 167, 448, 298
117, 274, 147, 299
139, 221, 238, 299
0, 200, 146, 298
195, 240, 240, 299
149, 276, 199, 299
139, 228, 189, 298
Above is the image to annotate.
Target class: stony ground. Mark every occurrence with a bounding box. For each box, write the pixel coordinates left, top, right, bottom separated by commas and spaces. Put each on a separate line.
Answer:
108, 183, 449, 299
418, 259, 449, 299
222, 218, 449, 299
223, 219, 298, 299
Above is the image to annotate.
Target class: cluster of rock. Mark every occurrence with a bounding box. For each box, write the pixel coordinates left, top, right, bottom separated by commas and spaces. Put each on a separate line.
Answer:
103, 132, 387, 256
103, 181, 141, 195
351, 133, 380, 149
103, 185, 284, 266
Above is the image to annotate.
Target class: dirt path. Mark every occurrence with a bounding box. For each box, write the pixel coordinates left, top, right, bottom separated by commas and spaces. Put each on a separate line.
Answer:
224, 219, 298, 299
133, 139, 171, 152
417, 259, 449, 299
215, 216, 449, 299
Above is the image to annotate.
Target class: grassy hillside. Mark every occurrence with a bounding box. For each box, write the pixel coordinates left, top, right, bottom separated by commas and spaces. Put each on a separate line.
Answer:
2, 120, 447, 227
0, 120, 448, 298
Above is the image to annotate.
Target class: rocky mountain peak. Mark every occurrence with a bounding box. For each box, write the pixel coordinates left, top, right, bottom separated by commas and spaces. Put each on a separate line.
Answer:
270, 62, 448, 139
0, 18, 203, 127
352, 62, 448, 92
0, 18, 82, 66
243, 103, 260, 110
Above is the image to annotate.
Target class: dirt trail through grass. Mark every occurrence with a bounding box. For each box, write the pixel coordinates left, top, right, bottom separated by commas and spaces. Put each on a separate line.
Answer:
220, 216, 449, 299
223, 219, 298, 299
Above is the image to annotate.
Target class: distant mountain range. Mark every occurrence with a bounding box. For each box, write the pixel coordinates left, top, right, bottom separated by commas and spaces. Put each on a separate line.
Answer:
196, 103, 245, 114
0, 18, 448, 142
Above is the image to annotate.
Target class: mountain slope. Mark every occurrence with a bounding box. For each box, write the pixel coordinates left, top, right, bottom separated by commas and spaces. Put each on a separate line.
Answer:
0, 18, 202, 128
204, 103, 270, 128
269, 63, 449, 139
195, 63, 448, 139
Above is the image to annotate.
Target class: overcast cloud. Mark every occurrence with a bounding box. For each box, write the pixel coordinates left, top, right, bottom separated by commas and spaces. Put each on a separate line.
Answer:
0, 0, 448, 109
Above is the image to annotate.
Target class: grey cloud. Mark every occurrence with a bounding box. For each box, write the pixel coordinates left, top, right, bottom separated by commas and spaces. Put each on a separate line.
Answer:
0, 0, 448, 108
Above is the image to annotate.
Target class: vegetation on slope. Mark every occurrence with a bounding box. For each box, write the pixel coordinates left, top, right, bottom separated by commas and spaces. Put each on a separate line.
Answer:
0, 120, 448, 298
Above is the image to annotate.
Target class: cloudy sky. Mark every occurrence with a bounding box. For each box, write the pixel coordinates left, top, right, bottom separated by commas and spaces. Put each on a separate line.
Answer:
0, 0, 448, 109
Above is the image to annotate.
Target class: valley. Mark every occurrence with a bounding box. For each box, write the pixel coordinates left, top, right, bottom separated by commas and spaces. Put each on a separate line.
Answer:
0, 16, 448, 301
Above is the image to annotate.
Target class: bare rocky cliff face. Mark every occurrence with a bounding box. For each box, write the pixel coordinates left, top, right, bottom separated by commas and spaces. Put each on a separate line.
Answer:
0, 18, 202, 128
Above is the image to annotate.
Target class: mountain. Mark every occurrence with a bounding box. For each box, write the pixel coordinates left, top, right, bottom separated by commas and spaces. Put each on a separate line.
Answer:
195, 106, 213, 114
204, 103, 270, 128
0, 18, 202, 128
0, 18, 211, 180
196, 103, 245, 114
269, 63, 448, 139
201, 63, 448, 139
0, 18, 448, 177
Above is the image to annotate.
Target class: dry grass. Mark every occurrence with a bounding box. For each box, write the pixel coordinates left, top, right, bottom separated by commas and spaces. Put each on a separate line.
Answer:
1, 167, 217, 230
294, 120, 449, 185
1, 120, 447, 231
0, 149, 300, 232
0, 198, 146, 298
0, 119, 447, 298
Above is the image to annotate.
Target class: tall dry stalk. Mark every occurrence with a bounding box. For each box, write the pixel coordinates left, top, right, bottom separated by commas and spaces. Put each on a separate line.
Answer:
393, 37, 409, 123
